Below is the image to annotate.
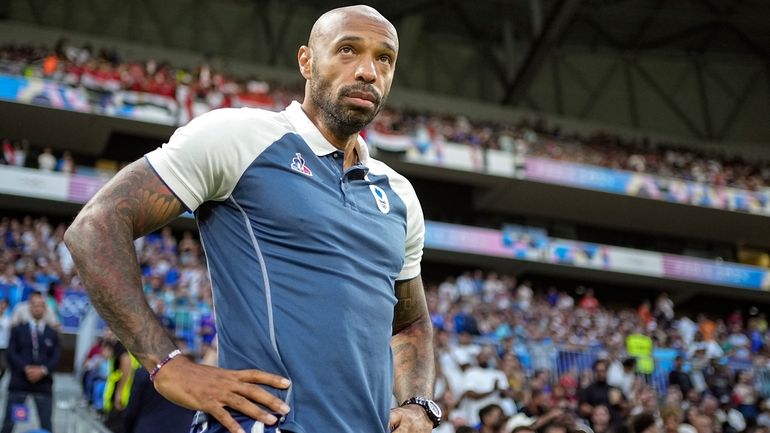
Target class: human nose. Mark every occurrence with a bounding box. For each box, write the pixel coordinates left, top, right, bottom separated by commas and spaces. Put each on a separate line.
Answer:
355, 58, 377, 83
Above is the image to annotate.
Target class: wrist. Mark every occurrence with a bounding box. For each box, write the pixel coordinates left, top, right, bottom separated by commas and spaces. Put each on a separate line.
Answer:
150, 349, 184, 384
401, 396, 442, 428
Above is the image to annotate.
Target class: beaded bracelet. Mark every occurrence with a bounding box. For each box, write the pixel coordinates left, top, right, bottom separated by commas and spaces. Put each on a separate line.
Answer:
149, 349, 182, 382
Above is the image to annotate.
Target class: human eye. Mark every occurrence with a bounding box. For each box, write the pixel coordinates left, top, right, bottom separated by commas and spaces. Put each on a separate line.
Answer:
378, 54, 393, 64
338, 46, 355, 55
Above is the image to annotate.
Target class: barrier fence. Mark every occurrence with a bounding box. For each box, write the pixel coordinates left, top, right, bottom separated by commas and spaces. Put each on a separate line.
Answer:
512, 345, 770, 399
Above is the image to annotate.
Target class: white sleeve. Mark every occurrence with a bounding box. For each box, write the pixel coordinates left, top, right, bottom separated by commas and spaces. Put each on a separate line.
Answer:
144, 108, 249, 211
398, 182, 425, 281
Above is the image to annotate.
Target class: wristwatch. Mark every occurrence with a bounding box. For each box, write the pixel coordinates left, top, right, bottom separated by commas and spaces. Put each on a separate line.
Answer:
401, 396, 441, 428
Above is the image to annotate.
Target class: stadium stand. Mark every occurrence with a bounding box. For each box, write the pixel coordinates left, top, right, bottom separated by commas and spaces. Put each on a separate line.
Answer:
2, 40, 770, 190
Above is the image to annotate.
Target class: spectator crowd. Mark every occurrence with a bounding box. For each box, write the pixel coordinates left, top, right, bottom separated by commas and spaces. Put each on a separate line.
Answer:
428, 271, 770, 433
2, 40, 770, 191
1, 215, 770, 432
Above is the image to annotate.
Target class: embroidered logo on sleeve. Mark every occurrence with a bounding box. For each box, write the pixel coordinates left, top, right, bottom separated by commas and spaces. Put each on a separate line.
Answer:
369, 185, 390, 214
291, 153, 313, 176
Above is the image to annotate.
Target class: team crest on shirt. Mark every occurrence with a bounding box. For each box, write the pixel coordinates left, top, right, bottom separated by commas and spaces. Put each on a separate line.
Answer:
369, 185, 390, 214
291, 153, 313, 176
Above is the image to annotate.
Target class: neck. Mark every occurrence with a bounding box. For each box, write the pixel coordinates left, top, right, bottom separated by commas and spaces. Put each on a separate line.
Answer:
300, 101, 359, 151
300, 101, 361, 169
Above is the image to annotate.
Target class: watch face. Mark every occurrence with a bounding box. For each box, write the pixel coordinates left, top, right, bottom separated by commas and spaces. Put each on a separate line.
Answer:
427, 400, 442, 418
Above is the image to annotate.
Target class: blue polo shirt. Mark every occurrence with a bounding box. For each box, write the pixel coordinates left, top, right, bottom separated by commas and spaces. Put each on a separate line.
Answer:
145, 101, 425, 433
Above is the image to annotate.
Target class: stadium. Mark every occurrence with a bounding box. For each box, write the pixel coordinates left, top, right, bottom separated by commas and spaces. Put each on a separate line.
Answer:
0, 0, 769, 432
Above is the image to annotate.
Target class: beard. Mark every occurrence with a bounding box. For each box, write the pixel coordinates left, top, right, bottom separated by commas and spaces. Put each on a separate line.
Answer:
310, 64, 385, 140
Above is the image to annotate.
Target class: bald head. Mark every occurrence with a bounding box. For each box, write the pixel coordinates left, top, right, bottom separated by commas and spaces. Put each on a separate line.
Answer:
309, 5, 398, 51
298, 5, 399, 146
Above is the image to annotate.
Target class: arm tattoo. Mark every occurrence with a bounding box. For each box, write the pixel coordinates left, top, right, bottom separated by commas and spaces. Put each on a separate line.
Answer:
391, 276, 435, 402
64, 159, 184, 370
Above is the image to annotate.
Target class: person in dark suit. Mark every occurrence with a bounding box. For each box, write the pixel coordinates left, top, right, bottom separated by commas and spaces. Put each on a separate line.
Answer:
123, 357, 195, 433
1, 291, 60, 433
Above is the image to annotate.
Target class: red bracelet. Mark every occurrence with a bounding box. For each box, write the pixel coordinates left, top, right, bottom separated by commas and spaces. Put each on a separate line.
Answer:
149, 349, 182, 382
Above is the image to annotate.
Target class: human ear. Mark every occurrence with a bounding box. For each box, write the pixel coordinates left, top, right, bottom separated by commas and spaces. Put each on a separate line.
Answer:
298, 46, 312, 79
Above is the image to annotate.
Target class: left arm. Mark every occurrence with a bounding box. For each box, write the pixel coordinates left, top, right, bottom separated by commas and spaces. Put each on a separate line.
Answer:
391, 275, 434, 401
389, 275, 435, 432
40, 329, 61, 377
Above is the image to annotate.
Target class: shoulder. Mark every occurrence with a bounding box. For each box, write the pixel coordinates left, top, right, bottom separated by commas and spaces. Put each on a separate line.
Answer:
185, 107, 291, 143
191, 106, 286, 128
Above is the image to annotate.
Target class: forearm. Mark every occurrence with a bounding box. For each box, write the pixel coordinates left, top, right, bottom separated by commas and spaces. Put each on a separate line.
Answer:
392, 315, 435, 402
64, 159, 183, 371
66, 212, 175, 370
391, 276, 435, 403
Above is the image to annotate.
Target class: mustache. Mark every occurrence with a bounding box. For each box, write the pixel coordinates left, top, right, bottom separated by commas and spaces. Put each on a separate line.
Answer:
339, 84, 382, 105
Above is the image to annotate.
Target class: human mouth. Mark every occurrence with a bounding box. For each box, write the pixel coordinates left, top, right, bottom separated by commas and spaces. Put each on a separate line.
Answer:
344, 91, 378, 108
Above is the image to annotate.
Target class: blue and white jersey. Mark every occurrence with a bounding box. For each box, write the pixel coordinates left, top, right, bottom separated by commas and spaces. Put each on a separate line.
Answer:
145, 101, 424, 433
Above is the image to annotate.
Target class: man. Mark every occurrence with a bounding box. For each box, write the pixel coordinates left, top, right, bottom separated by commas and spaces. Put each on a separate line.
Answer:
578, 359, 626, 427
475, 404, 504, 433
65, 5, 436, 433
1, 292, 60, 433
668, 356, 693, 396
454, 349, 509, 426
520, 389, 565, 431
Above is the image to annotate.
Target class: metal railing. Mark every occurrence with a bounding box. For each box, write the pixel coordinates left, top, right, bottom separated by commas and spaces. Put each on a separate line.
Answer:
514, 344, 770, 398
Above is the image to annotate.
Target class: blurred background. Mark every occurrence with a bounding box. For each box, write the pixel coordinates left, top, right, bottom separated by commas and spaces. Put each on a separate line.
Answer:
0, 0, 769, 432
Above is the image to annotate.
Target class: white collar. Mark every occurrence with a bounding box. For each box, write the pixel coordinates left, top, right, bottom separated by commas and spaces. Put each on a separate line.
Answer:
282, 101, 370, 165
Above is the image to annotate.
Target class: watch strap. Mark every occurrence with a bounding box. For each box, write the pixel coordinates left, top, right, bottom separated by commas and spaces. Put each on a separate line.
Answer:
401, 396, 441, 428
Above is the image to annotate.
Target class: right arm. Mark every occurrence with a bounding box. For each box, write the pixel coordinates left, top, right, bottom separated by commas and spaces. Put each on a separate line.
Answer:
64, 159, 289, 433
64, 159, 182, 370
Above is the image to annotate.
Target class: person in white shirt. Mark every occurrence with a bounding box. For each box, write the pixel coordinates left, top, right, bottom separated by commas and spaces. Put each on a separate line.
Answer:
450, 332, 482, 369
453, 348, 511, 426
607, 357, 636, 399
37, 148, 57, 171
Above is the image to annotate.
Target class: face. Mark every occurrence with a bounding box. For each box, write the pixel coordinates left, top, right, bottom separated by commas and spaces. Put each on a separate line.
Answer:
591, 405, 610, 426
692, 415, 712, 433
664, 416, 680, 433
482, 407, 504, 426
301, 10, 398, 138
29, 294, 46, 320
594, 361, 608, 382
